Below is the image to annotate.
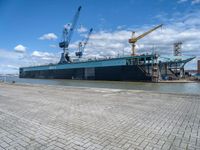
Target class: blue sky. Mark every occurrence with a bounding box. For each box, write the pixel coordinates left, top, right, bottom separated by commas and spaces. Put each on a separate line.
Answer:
0, 0, 200, 74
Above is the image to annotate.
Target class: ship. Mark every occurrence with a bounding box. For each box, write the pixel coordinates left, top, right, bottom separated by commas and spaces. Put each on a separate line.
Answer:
19, 6, 195, 82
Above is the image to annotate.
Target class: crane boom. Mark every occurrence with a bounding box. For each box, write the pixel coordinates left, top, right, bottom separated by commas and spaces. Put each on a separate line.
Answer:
59, 6, 82, 63
67, 6, 82, 45
82, 28, 93, 50
76, 28, 93, 58
128, 24, 163, 56
129, 24, 163, 43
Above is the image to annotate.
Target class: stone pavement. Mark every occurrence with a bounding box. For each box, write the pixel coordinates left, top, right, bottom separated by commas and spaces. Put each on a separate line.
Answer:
0, 83, 200, 150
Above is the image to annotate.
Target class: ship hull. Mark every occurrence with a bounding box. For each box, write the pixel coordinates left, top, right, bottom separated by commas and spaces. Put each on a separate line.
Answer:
20, 65, 152, 81
19, 55, 195, 82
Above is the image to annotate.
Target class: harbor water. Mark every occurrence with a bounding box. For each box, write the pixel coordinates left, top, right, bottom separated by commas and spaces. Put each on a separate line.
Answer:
1, 75, 200, 95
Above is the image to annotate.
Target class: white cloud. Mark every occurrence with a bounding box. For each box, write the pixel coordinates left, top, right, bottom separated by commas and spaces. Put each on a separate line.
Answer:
67, 10, 200, 70
0, 50, 59, 69
0, 64, 19, 74
0, 48, 61, 74
1, 49, 21, 60
14, 44, 26, 53
30, 51, 60, 66
1, 9, 200, 74
117, 25, 126, 30
39, 33, 58, 40
49, 44, 57, 48
77, 25, 88, 33
0, 48, 28, 74
192, 0, 200, 4
31, 51, 55, 60
0, 64, 18, 69
177, 0, 200, 4
178, 0, 188, 3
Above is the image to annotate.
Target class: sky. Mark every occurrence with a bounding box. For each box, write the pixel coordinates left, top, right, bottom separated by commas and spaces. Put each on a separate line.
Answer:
0, 0, 200, 74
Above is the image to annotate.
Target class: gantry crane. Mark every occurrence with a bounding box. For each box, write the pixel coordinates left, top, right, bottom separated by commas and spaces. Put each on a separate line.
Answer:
75, 28, 93, 58
59, 6, 82, 63
128, 24, 163, 56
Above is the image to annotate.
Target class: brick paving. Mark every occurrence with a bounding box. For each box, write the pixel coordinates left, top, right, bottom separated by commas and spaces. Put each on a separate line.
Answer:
0, 83, 200, 150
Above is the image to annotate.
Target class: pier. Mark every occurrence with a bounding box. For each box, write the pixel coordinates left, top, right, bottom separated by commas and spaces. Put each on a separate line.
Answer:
0, 83, 200, 149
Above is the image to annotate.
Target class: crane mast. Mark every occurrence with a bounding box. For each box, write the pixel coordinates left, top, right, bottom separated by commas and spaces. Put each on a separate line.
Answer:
129, 24, 163, 56
76, 28, 93, 58
59, 6, 82, 63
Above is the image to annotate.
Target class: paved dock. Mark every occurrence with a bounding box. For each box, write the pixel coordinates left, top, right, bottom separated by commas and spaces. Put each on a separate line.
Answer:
0, 83, 200, 150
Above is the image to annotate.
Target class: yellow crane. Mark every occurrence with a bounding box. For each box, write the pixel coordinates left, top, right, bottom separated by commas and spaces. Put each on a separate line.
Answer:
129, 24, 163, 56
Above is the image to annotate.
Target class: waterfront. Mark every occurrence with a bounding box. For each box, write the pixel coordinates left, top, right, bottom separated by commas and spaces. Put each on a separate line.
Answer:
1, 75, 200, 95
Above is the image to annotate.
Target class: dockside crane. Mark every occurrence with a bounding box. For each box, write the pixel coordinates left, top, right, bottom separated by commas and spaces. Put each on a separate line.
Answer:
129, 24, 163, 56
75, 28, 93, 58
59, 6, 82, 63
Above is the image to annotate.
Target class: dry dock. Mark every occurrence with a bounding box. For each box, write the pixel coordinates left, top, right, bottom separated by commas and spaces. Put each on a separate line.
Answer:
0, 83, 200, 150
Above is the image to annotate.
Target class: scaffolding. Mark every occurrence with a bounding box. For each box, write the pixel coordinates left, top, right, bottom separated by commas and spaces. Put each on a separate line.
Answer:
127, 54, 195, 82
173, 42, 182, 56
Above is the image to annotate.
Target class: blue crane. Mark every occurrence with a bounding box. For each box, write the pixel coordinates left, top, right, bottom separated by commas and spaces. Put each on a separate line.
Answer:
59, 6, 82, 63
76, 28, 93, 58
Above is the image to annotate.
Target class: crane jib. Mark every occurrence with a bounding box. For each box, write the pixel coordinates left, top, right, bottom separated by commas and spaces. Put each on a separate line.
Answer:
59, 6, 82, 50
75, 28, 93, 58
66, 6, 82, 45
